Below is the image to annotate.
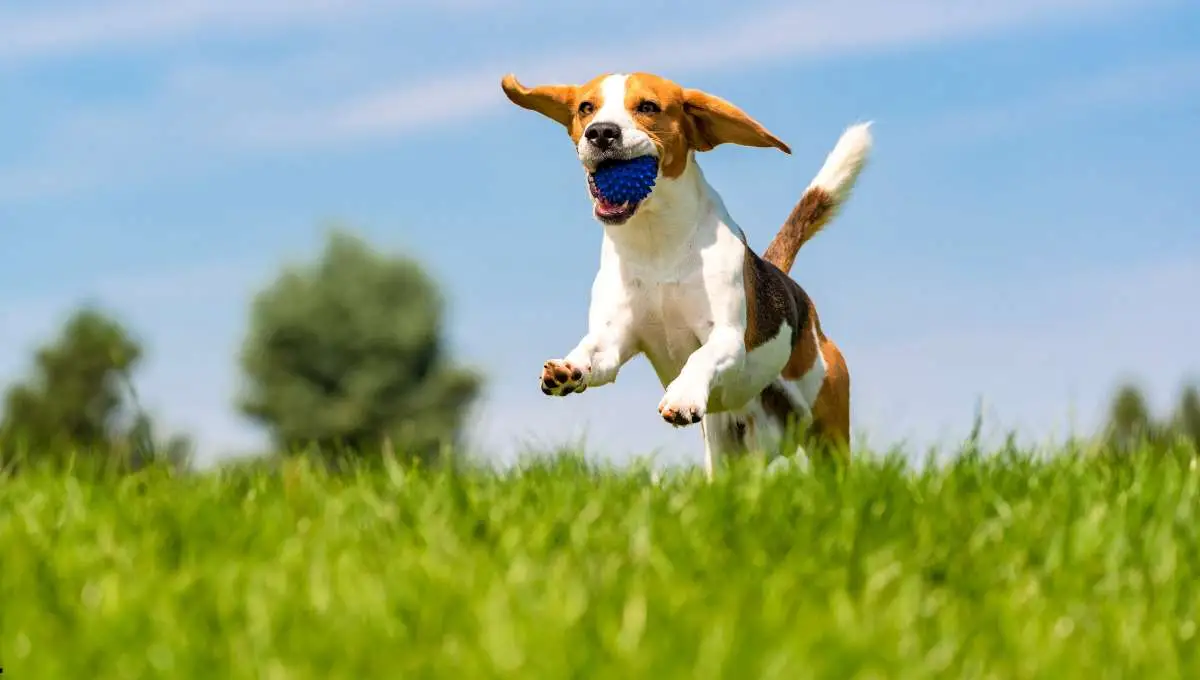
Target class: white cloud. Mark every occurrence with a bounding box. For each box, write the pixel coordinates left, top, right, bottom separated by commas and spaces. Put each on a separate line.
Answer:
1, 0, 1170, 203
642, 0, 1154, 73
241, 70, 507, 147
0, 0, 498, 64
259, 0, 1163, 146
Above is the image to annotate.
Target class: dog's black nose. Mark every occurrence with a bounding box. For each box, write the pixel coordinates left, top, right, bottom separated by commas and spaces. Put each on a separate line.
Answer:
584, 122, 622, 151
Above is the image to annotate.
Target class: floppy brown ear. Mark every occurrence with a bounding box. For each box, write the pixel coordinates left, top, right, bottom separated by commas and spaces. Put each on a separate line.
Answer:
501, 74, 578, 128
683, 88, 791, 154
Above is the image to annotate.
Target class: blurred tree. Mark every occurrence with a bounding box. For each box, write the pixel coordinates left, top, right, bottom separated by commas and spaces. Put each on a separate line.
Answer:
1101, 381, 1200, 456
1103, 382, 1159, 453
237, 229, 481, 466
124, 410, 195, 471
1173, 384, 1200, 450
0, 307, 190, 471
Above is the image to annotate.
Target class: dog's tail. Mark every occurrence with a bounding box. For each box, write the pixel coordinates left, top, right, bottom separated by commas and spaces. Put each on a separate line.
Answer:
763, 122, 872, 274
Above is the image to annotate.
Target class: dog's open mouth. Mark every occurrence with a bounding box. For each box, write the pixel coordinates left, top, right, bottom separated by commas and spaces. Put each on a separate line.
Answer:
587, 155, 659, 225
588, 175, 640, 224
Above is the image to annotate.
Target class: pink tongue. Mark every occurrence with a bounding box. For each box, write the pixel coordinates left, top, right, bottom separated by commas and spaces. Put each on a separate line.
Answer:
597, 198, 622, 213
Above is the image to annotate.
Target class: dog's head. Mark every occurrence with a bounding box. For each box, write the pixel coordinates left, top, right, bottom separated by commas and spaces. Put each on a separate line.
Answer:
501, 72, 790, 225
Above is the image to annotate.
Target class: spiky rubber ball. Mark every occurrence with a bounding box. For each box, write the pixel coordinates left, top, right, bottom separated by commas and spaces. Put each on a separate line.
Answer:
591, 155, 658, 204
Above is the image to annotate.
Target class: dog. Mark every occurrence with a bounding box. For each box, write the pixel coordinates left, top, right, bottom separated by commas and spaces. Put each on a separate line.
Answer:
501, 71, 871, 475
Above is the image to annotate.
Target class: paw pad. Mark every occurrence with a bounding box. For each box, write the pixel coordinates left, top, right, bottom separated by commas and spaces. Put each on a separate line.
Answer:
540, 360, 587, 396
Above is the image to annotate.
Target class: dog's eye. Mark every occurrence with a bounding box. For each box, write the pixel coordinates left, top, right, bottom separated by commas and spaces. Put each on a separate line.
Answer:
578, 101, 595, 116
636, 100, 661, 114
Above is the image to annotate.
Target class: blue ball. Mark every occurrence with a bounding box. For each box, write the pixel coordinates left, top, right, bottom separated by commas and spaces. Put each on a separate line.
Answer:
591, 155, 658, 204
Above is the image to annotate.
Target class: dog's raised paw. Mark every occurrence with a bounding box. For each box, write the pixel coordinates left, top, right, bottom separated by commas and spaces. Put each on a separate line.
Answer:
657, 384, 706, 427
659, 403, 702, 426
540, 359, 587, 396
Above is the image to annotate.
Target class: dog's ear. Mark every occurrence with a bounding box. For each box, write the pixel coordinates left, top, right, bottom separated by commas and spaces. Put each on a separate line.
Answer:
501, 74, 578, 128
682, 88, 790, 154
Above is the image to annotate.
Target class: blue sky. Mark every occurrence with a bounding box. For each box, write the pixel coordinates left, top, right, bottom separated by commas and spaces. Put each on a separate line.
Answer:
2, 0, 1198, 467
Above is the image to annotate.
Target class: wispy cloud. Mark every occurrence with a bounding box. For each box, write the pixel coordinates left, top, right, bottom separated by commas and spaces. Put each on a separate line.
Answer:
259, 0, 1165, 146
0, 0, 497, 65
0, 0, 1175, 203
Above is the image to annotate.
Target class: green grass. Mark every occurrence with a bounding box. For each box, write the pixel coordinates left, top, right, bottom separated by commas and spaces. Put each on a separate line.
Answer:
3, 443, 1200, 679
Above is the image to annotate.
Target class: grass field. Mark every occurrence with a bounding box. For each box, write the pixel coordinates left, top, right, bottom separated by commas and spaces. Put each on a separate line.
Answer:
3, 442, 1200, 679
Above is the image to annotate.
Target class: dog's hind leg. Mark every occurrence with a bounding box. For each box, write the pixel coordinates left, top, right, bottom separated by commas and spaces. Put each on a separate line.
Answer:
700, 412, 745, 480
804, 338, 851, 465
700, 400, 787, 479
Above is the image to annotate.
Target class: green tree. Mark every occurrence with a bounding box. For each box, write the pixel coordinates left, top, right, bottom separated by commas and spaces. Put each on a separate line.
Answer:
125, 411, 195, 471
1102, 382, 1160, 454
1172, 383, 1200, 450
0, 307, 190, 471
237, 229, 481, 466
1101, 381, 1200, 456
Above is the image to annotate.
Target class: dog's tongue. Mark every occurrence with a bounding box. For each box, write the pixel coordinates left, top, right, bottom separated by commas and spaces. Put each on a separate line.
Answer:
595, 197, 627, 217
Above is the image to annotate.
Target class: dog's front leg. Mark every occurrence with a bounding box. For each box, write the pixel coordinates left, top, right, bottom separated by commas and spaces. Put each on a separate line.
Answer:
657, 325, 745, 426
540, 273, 637, 397
540, 330, 633, 396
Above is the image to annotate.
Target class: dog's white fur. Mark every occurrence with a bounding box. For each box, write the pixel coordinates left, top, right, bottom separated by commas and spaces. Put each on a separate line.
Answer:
526, 74, 871, 475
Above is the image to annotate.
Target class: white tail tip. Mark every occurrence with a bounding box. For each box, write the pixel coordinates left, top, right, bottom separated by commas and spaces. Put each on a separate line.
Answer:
810, 121, 872, 201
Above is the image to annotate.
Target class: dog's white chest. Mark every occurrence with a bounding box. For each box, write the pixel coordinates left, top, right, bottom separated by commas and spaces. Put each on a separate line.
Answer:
602, 218, 747, 390
627, 274, 708, 386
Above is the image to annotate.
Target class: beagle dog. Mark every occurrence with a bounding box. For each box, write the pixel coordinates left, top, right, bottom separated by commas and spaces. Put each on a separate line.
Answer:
501, 71, 871, 474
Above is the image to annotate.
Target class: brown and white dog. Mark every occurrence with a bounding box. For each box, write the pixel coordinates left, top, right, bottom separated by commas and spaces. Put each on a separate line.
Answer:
501, 71, 871, 475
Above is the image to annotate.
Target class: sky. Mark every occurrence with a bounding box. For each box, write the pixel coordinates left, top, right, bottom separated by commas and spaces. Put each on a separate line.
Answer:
2, 0, 1198, 468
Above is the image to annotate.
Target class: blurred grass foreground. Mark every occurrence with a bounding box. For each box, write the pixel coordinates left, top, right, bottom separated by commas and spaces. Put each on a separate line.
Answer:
3, 441, 1200, 679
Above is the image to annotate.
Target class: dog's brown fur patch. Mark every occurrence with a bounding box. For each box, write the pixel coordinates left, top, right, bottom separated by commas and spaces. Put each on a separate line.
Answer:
809, 338, 851, 459
742, 248, 805, 351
